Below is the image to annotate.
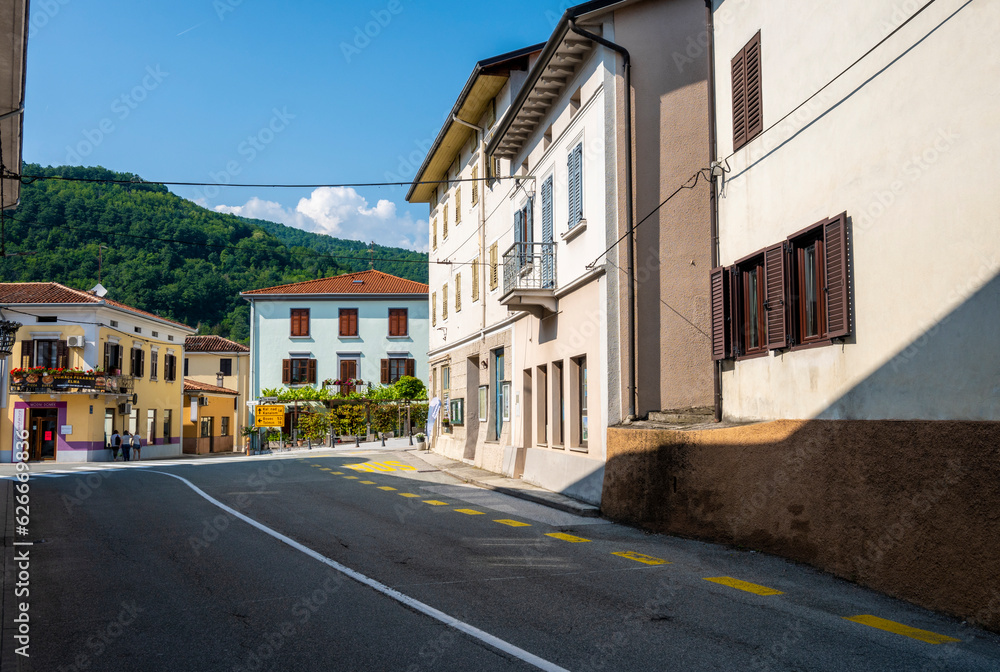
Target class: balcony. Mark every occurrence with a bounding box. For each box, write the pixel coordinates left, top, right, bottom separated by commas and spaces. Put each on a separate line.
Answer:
501, 241, 558, 318
9, 371, 136, 396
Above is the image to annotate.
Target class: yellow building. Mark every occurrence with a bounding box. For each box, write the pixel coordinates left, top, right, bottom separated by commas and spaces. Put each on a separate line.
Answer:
183, 335, 250, 433
1, 283, 195, 462
182, 379, 239, 454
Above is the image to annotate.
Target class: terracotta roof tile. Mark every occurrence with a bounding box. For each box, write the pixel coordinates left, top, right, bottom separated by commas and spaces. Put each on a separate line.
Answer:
241, 269, 428, 297
0, 282, 195, 330
183, 378, 238, 395
185, 335, 250, 353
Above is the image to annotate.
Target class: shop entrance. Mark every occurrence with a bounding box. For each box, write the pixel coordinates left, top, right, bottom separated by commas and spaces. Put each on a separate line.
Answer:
29, 408, 59, 461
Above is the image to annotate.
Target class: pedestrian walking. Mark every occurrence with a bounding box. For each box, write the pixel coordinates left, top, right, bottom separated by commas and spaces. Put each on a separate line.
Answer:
130, 431, 142, 461
110, 429, 122, 461
122, 430, 132, 462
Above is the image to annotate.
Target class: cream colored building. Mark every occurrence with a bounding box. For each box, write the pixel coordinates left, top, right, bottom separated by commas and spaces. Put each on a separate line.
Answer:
184, 335, 250, 433
416, 0, 715, 506
709, 0, 1000, 423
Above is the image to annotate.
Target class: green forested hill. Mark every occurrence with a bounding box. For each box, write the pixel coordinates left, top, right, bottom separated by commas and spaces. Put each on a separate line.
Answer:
0, 164, 428, 342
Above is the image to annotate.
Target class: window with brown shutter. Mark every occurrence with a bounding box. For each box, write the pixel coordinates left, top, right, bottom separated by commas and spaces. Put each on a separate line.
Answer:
764, 242, 788, 349
787, 213, 851, 345
710, 267, 731, 361
282, 359, 291, 384
455, 187, 462, 224
489, 243, 498, 290
455, 274, 462, 312
443, 204, 449, 239
442, 284, 449, 320
56, 340, 69, 369
732, 31, 763, 151
432, 218, 437, 250
471, 167, 479, 205
21, 339, 33, 369
432, 292, 437, 327
307, 359, 317, 384
380, 359, 390, 384
823, 212, 850, 339
388, 308, 408, 337
290, 309, 310, 337
339, 308, 358, 337
472, 258, 480, 302
405, 358, 415, 378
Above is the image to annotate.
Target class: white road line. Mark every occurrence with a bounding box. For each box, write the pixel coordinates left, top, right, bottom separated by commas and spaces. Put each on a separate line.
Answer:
148, 470, 571, 672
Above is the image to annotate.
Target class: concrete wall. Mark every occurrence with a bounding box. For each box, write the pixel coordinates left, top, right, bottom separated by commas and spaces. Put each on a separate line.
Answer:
603, 420, 1000, 632
251, 296, 429, 396
713, 0, 1000, 421
615, 0, 714, 416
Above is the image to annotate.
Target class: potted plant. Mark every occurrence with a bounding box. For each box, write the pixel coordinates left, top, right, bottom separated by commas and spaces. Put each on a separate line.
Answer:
415, 432, 426, 447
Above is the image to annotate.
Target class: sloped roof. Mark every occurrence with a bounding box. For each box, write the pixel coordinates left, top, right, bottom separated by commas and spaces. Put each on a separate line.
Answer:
0, 282, 195, 330
183, 378, 238, 395
241, 269, 428, 297
185, 335, 249, 353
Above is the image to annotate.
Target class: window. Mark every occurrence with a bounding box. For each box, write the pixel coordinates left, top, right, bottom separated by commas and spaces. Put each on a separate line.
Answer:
432, 292, 437, 327
146, 409, 156, 444
104, 342, 123, 373
471, 166, 479, 205
381, 357, 415, 384
711, 212, 850, 358
472, 258, 480, 302
32, 340, 65, 368
567, 143, 583, 228
134, 326, 142, 334
455, 274, 462, 313
282, 358, 316, 385
732, 31, 763, 150
291, 308, 310, 337
163, 409, 172, 439
432, 218, 437, 250
489, 243, 499, 290
183, 356, 189, 377
449, 398, 465, 426
514, 199, 533, 268
442, 283, 449, 320
388, 309, 408, 337
37, 315, 57, 323
164, 354, 177, 381
541, 175, 555, 288
575, 356, 588, 448
443, 204, 449, 239
479, 385, 488, 422
455, 186, 461, 224
168, 335, 174, 342
152, 331, 158, 338
339, 308, 358, 337
221, 416, 230, 436
220, 358, 232, 376
502, 381, 511, 422
201, 417, 212, 438
150, 351, 159, 379
130, 347, 145, 378
129, 407, 139, 435
110, 320, 119, 328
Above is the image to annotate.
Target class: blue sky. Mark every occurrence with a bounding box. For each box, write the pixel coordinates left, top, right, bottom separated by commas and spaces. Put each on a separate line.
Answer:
23, 0, 573, 251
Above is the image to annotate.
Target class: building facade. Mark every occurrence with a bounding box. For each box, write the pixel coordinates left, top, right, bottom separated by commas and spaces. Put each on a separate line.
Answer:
407, 44, 542, 476
184, 335, 250, 433
0, 283, 194, 462
241, 270, 429, 402
182, 379, 240, 454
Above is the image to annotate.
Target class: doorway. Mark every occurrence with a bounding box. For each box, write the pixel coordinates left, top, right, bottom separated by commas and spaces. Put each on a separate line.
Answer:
493, 348, 504, 441
340, 358, 358, 395
29, 408, 59, 461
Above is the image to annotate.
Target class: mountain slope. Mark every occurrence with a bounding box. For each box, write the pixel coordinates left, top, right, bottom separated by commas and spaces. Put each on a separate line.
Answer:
0, 164, 428, 342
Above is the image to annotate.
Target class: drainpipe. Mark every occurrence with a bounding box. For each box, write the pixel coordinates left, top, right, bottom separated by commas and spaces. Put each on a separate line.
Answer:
704, 1, 722, 423
451, 114, 488, 341
568, 19, 636, 421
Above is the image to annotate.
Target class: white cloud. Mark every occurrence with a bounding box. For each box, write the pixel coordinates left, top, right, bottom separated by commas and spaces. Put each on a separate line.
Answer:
212, 187, 428, 252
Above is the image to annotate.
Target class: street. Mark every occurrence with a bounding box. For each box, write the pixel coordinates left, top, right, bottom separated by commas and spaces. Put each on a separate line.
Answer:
3, 447, 999, 671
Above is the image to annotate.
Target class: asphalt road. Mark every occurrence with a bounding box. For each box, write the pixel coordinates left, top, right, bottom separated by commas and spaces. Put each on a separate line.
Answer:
3, 448, 999, 671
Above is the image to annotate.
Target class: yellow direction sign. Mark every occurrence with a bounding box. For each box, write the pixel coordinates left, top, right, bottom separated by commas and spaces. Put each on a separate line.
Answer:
254, 405, 285, 427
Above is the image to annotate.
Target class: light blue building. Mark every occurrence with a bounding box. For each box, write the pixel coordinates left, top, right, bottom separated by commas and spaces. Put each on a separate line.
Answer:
241, 270, 429, 399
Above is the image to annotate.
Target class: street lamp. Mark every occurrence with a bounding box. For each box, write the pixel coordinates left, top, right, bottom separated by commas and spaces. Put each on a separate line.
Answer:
0, 320, 21, 356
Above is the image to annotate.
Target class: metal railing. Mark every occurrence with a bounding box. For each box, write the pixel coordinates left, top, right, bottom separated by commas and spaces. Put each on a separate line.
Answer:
502, 241, 556, 295
9, 372, 135, 395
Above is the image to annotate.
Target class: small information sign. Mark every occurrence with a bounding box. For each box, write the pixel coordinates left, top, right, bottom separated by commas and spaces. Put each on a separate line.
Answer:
254, 405, 285, 427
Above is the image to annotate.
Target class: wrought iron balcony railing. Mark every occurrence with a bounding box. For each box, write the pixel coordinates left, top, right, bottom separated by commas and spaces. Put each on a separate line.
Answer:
10, 371, 136, 395
502, 241, 556, 295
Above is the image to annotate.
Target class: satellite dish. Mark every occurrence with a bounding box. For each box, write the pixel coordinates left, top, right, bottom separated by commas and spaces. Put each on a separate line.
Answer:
91, 283, 108, 298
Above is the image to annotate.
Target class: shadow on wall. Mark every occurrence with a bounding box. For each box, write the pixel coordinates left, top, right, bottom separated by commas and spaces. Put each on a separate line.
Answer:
820, 272, 1000, 420
602, 270, 1000, 632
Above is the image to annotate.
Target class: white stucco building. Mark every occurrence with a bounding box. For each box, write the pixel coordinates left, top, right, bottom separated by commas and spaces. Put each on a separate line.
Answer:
241, 270, 429, 400
708, 0, 1000, 423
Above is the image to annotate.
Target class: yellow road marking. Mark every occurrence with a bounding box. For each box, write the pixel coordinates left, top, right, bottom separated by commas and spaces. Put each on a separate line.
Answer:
703, 577, 783, 596
378, 486, 397, 491
494, 519, 532, 527
320, 468, 332, 471
454, 509, 485, 515
360, 480, 376, 484
423, 500, 449, 506
345, 460, 418, 473
331, 472, 344, 475
399, 493, 420, 498
612, 551, 670, 566
546, 532, 590, 543
343, 476, 359, 480
843, 615, 961, 644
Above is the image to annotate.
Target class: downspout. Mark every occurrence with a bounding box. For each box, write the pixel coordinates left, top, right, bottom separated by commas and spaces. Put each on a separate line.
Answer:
705, 1, 723, 423
451, 114, 488, 341
568, 19, 637, 420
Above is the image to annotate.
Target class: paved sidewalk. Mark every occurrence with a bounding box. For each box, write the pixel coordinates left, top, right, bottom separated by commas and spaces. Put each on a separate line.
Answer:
407, 447, 601, 518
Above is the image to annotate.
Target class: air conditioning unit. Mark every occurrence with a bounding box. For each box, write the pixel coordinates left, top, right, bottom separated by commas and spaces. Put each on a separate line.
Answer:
118, 402, 132, 414
67, 335, 85, 348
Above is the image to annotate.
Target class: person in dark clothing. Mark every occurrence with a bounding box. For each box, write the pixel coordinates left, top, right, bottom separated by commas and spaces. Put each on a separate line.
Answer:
110, 429, 122, 461
122, 431, 132, 462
